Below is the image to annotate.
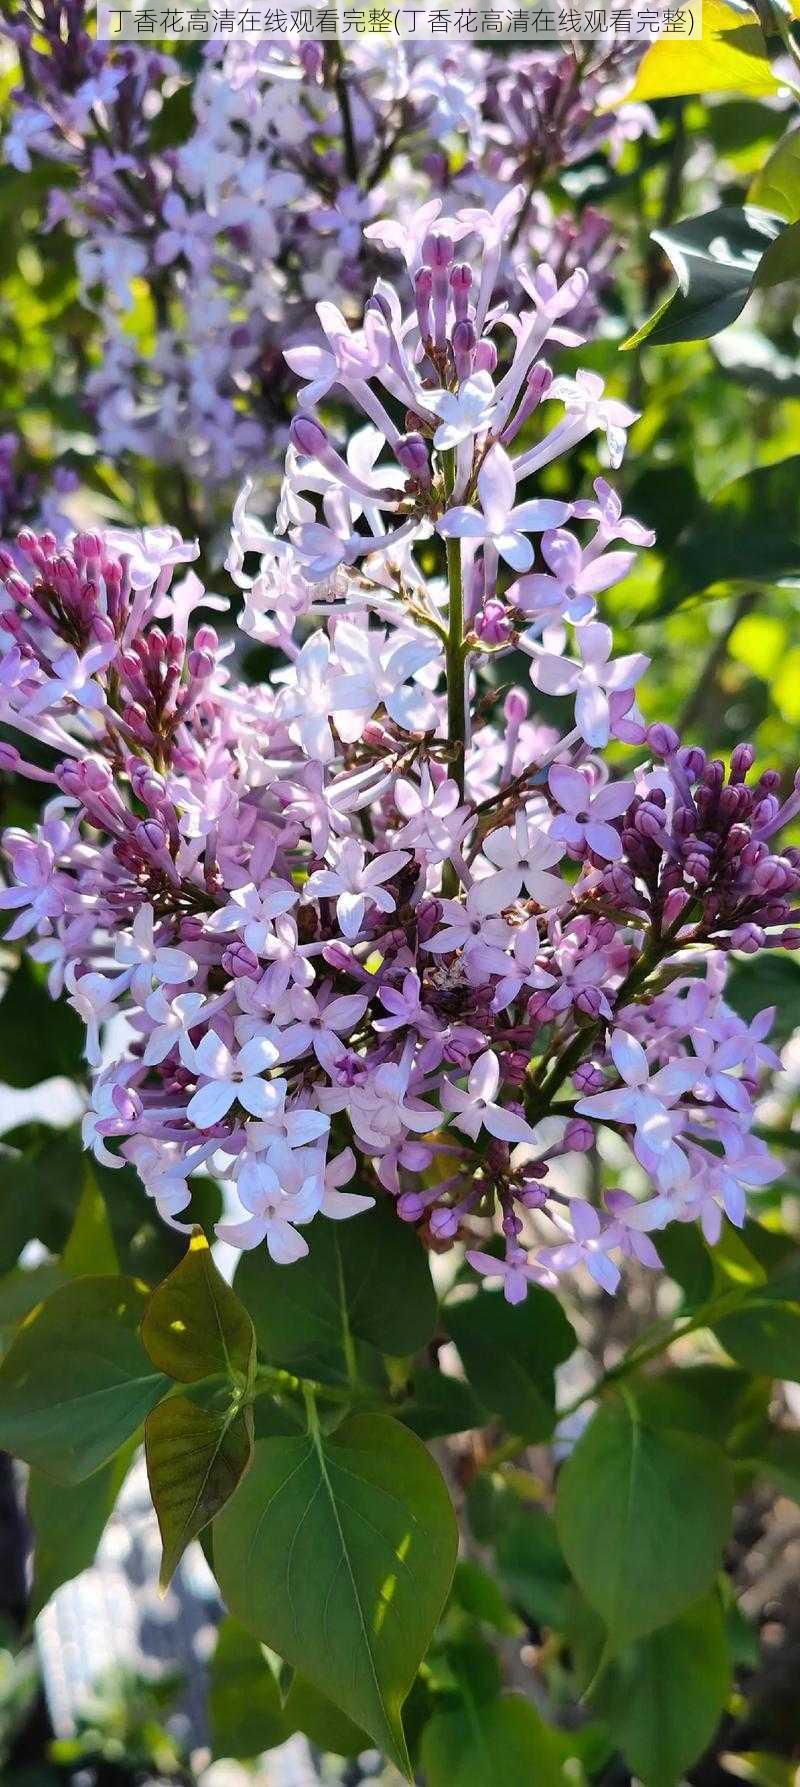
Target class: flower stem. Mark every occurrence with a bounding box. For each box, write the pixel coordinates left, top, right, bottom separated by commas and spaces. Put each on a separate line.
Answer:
442, 448, 466, 898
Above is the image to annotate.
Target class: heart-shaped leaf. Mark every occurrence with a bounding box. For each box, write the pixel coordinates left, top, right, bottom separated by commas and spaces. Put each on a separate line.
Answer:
214, 1412, 457, 1775
556, 1394, 733, 1653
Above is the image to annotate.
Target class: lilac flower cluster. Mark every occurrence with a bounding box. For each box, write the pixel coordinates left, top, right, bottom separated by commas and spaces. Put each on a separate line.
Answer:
1, 195, 796, 1303
5, 8, 650, 490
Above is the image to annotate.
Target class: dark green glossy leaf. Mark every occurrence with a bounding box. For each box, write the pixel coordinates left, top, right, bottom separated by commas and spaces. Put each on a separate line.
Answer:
624, 206, 795, 349
420, 1691, 564, 1787
214, 1413, 457, 1775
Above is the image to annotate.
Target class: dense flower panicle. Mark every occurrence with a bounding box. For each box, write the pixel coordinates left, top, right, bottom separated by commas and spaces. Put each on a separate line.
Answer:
5, 9, 649, 491
1, 190, 798, 1302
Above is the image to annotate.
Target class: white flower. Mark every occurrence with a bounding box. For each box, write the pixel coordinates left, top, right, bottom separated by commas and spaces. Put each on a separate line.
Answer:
304, 839, 409, 940
115, 905, 198, 1002
142, 989, 209, 1067
218, 1144, 324, 1263
428, 371, 499, 451
206, 880, 298, 954
442, 1049, 537, 1144
438, 444, 570, 574
481, 815, 567, 909
426, 882, 512, 955
273, 986, 369, 1068
185, 1031, 281, 1128
274, 630, 376, 762
528, 620, 649, 750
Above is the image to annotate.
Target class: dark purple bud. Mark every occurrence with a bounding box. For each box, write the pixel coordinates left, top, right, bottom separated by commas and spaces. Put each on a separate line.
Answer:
291, 415, 327, 458
421, 230, 454, 269
729, 923, 764, 953
396, 433, 430, 482
647, 722, 680, 757
730, 742, 755, 780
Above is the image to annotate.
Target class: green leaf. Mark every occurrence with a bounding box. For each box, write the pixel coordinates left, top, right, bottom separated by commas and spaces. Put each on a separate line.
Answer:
208, 1619, 286, 1760
749, 126, 800, 222
556, 1394, 734, 1652
27, 1441, 135, 1621
714, 1283, 800, 1379
0, 1275, 168, 1483
619, 0, 779, 103
578, 1593, 731, 1787
652, 456, 800, 616
420, 1691, 564, 1787
495, 1505, 573, 1632
726, 953, 800, 1047
401, 1368, 486, 1440
62, 1175, 119, 1279
0, 958, 84, 1087
145, 1394, 253, 1588
623, 206, 796, 350
751, 1427, 800, 1500
451, 1560, 523, 1636
214, 1412, 458, 1776
235, 1197, 436, 1384
635, 1364, 770, 1454
141, 1231, 254, 1385
444, 1287, 575, 1441
281, 1674, 370, 1756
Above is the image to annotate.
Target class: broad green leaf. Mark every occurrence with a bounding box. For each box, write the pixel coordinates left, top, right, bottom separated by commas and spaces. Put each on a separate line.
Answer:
576, 1593, 730, 1787
619, 0, 779, 103
208, 1618, 286, 1760
0, 1261, 64, 1353
62, 1174, 119, 1279
444, 1287, 575, 1441
749, 126, 800, 221
0, 957, 84, 1087
652, 456, 800, 615
0, 1275, 168, 1483
145, 1393, 253, 1588
401, 1368, 486, 1440
451, 1560, 523, 1636
420, 1691, 564, 1787
27, 1440, 135, 1621
556, 1394, 733, 1652
623, 206, 798, 350
214, 1413, 457, 1776
235, 1197, 436, 1383
726, 953, 800, 1047
141, 1231, 254, 1385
